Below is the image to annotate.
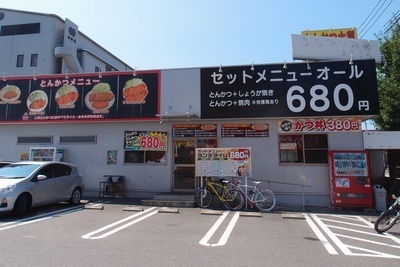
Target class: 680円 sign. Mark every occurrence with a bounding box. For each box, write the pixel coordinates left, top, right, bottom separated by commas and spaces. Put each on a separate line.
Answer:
200, 59, 379, 119
124, 131, 168, 151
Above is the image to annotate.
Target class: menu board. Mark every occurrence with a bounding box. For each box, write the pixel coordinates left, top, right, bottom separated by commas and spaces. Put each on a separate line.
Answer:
196, 147, 252, 177
124, 131, 168, 151
0, 71, 159, 123
172, 124, 217, 137
221, 124, 269, 137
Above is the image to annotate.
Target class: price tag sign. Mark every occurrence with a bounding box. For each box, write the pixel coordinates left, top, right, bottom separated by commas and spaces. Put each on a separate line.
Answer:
278, 117, 361, 132
124, 131, 168, 151
201, 60, 379, 119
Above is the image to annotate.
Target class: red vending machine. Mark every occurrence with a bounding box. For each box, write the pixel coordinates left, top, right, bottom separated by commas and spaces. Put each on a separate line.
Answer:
328, 150, 373, 208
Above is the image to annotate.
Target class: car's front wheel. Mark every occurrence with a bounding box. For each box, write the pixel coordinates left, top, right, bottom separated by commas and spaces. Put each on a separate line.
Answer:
69, 188, 82, 205
13, 194, 29, 216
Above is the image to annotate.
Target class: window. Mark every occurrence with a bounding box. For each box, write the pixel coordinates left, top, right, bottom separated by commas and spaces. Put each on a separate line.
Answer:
279, 134, 328, 164
37, 164, 71, 179
59, 136, 97, 144
16, 55, 24, 67
0, 23, 40, 36
17, 136, 53, 144
124, 150, 166, 164
30, 54, 38, 66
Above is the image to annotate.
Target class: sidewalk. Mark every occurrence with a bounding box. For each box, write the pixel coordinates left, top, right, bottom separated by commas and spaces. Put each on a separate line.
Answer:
82, 195, 382, 216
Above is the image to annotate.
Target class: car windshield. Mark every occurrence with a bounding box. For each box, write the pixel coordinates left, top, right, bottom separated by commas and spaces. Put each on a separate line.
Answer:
0, 164, 41, 179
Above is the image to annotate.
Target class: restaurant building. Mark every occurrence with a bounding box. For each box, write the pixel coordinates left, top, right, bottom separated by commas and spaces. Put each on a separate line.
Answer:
0, 8, 381, 208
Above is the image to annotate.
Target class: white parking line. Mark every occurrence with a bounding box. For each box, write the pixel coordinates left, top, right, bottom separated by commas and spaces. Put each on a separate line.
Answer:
0, 205, 83, 231
308, 213, 400, 259
199, 211, 240, 247
81, 207, 158, 240
304, 214, 338, 255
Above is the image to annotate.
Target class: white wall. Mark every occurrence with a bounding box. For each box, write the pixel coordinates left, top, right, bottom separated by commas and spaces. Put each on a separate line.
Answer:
0, 64, 367, 207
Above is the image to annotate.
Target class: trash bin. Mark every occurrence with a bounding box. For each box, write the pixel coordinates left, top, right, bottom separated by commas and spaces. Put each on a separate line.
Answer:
372, 185, 386, 212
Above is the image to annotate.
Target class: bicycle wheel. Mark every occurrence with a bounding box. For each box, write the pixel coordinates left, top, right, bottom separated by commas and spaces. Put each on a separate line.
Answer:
194, 188, 213, 208
223, 189, 245, 210
374, 210, 398, 233
254, 189, 276, 212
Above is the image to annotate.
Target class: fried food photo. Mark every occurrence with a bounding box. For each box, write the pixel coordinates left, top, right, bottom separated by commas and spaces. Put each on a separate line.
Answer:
0, 85, 21, 102
86, 83, 114, 110
122, 78, 148, 103
55, 85, 79, 106
27, 90, 48, 111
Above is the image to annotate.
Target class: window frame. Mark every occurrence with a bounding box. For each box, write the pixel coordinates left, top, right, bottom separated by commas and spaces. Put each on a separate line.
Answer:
16, 54, 24, 67
279, 133, 328, 165
30, 53, 38, 67
124, 150, 166, 164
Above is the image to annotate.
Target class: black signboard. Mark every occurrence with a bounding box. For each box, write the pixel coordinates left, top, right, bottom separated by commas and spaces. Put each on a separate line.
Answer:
201, 59, 379, 119
172, 124, 217, 137
221, 124, 269, 137
0, 71, 159, 123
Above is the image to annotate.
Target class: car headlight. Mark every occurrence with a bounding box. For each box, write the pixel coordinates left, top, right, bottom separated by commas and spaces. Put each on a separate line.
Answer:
0, 184, 16, 194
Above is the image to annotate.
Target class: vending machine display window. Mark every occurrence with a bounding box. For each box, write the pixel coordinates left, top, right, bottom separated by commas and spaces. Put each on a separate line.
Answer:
328, 150, 373, 208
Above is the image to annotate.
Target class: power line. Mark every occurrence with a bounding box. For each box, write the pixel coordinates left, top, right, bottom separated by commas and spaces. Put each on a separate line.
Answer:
360, 0, 394, 38
384, 11, 400, 33
358, 0, 383, 31
359, 0, 388, 35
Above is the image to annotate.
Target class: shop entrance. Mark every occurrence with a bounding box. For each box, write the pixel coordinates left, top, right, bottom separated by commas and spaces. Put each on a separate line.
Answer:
173, 139, 217, 191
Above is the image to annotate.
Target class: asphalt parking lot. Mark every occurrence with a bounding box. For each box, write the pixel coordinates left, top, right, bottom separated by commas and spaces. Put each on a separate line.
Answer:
0, 198, 399, 267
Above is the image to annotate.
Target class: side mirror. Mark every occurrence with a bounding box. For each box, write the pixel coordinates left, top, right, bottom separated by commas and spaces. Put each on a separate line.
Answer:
37, 174, 47, 181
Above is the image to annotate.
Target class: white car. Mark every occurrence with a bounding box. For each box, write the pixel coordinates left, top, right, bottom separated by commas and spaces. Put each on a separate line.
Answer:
0, 161, 84, 216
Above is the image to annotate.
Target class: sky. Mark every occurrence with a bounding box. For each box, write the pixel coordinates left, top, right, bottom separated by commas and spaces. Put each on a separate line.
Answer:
1, 0, 399, 71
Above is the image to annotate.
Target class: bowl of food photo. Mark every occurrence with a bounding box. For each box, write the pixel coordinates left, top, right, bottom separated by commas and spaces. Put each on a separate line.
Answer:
0, 85, 21, 102
55, 85, 79, 107
122, 78, 149, 104
27, 90, 48, 112
85, 83, 115, 110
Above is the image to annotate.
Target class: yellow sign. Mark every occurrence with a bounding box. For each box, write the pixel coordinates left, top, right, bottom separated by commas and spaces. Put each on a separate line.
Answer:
301, 28, 357, 39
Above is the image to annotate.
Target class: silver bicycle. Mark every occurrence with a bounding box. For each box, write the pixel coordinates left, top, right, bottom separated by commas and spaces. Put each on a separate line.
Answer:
231, 177, 276, 212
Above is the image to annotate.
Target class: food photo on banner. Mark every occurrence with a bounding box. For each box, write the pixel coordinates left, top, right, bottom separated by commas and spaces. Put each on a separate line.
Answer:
200, 59, 379, 119
0, 71, 160, 123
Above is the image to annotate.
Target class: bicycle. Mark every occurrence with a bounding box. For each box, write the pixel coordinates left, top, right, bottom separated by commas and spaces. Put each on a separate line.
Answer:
194, 177, 245, 210
231, 177, 276, 212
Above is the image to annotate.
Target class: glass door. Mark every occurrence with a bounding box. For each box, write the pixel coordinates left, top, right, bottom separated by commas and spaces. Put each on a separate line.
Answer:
173, 139, 217, 191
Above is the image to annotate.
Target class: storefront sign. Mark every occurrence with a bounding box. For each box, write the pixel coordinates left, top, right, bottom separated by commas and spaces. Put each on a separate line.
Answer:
221, 124, 269, 137
0, 71, 160, 123
278, 117, 361, 133
200, 59, 379, 119
124, 131, 168, 151
196, 147, 252, 177
301, 28, 357, 39
172, 124, 217, 137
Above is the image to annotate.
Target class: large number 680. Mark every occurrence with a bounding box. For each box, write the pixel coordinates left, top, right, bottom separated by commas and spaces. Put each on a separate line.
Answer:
287, 84, 354, 113
141, 136, 159, 149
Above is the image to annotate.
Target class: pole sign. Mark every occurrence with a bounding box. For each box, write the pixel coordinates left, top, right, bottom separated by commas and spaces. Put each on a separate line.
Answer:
200, 59, 379, 119
301, 28, 357, 39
